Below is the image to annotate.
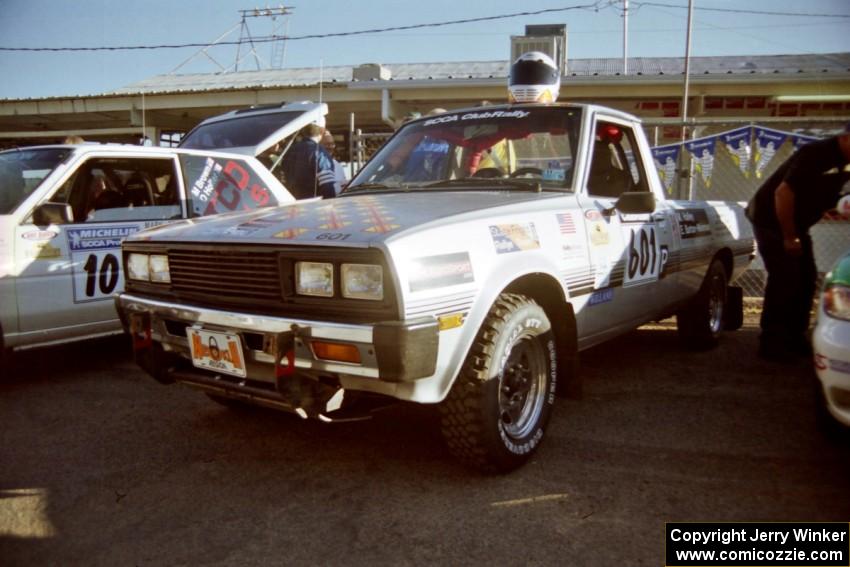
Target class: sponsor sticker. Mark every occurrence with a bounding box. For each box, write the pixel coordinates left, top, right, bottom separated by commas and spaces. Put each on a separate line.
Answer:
21, 230, 58, 242
27, 243, 61, 260
588, 287, 614, 306
67, 225, 139, 252
589, 221, 609, 246
409, 252, 474, 292
490, 222, 540, 254
676, 209, 711, 239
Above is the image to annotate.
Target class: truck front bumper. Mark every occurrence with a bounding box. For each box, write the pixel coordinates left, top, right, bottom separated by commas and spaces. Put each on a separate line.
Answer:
116, 293, 439, 395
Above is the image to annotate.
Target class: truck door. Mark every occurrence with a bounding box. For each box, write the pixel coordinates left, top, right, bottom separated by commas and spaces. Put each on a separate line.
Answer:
576, 119, 675, 337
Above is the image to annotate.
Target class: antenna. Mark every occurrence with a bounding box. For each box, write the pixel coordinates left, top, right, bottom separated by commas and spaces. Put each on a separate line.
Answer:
236, 6, 294, 72
168, 5, 294, 75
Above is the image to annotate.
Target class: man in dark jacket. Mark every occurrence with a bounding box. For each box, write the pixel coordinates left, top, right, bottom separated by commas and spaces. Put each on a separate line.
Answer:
281, 120, 340, 200
746, 123, 850, 361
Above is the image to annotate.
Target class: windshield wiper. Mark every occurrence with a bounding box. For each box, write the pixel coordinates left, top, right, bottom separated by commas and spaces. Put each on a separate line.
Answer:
421, 177, 542, 192
343, 182, 401, 194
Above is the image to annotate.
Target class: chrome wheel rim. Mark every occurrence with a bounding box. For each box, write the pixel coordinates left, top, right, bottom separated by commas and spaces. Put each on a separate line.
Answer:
708, 272, 725, 334
498, 335, 547, 439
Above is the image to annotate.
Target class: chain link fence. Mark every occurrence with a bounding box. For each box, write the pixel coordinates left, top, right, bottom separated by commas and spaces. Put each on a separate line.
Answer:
350, 117, 850, 299
642, 117, 849, 298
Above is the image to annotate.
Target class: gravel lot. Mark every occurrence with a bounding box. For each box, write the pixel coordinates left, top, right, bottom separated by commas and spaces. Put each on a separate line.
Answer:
2, 313, 848, 566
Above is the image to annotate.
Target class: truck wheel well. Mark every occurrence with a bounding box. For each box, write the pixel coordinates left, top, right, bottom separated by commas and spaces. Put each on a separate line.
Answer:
504, 274, 580, 398
714, 248, 733, 282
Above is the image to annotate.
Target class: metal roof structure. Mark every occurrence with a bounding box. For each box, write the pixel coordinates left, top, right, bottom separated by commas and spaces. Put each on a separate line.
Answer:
107, 53, 850, 96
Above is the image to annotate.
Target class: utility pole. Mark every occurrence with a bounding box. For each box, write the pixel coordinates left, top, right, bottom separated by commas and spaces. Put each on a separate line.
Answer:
623, 0, 629, 75
681, 0, 694, 138
682, 0, 695, 200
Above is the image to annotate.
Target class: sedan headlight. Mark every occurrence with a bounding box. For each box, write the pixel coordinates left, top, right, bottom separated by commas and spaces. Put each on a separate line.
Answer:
149, 254, 171, 283
127, 253, 150, 281
296, 261, 334, 297
823, 284, 850, 321
342, 263, 383, 300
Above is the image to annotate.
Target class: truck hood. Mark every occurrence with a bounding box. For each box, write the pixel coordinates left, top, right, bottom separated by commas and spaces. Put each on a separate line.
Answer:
130, 191, 561, 247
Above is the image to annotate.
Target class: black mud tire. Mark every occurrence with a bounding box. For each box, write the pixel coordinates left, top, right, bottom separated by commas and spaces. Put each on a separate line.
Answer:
438, 293, 557, 474
0, 330, 13, 381
677, 259, 727, 350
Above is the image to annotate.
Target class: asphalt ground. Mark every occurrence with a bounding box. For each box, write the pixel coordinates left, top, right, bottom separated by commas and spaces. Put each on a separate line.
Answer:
1, 314, 848, 566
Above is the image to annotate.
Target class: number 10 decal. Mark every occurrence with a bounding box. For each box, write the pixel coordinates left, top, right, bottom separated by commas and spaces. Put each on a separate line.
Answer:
624, 226, 669, 286
72, 250, 124, 303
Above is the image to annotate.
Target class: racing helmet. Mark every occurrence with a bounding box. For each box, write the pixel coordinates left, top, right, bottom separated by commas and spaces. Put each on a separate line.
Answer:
508, 51, 561, 104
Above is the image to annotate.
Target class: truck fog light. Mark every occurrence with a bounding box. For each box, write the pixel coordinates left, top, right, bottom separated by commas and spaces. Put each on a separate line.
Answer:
311, 341, 361, 364
341, 263, 383, 300
149, 254, 171, 283
127, 253, 150, 281
296, 261, 334, 297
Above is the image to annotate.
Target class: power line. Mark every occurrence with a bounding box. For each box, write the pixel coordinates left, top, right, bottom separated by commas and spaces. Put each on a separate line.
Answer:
631, 1, 850, 19
1, 2, 846, 53
0, 3, 603, 53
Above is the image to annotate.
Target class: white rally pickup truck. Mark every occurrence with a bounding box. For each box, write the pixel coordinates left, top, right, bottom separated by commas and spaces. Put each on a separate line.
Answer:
116, 102, 755, 472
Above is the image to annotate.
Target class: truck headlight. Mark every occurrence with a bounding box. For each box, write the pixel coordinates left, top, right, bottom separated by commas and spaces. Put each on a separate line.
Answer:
824, 284, 850, 321
127, 253, 150, 281
296, 261, 334, 297
149, 254, 171, 283
342, 263, 383, 300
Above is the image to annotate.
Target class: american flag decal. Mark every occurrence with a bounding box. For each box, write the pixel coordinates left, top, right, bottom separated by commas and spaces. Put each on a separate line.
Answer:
556, 213, 576, 235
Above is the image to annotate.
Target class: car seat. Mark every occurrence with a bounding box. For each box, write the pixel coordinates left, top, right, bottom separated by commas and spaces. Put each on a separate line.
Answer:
123, 172, 153, 207
92, 187, 128, 211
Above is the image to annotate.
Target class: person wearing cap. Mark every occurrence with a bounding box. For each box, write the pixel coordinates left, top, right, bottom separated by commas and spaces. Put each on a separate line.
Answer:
281, 118, 340, 200
746, 122, 850, 362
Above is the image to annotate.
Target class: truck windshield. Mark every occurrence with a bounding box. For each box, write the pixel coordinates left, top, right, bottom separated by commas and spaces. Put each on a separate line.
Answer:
0, 148, 71, 214
348, 106, 582, 193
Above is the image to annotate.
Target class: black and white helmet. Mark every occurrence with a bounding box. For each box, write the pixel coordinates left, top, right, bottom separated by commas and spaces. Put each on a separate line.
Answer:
508, 51, 561, 103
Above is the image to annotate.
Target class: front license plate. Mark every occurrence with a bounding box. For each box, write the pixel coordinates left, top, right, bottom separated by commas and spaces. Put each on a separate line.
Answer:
187, 328, 247, 378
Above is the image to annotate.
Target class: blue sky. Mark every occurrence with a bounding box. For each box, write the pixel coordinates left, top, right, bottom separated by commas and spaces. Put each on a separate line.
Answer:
0, 0, 848, 99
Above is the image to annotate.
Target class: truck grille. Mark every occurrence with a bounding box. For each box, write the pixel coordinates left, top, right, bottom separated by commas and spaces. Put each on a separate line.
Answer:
168, 249, 282, 302
123, 243, 400, 323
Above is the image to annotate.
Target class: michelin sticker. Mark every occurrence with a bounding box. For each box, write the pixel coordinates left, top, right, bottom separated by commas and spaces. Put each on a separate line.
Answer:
67, 224, 140, 303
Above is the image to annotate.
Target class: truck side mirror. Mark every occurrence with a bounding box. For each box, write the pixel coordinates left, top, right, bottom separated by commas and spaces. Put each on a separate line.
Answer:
615, 191, 655, 215
32, 202, 74, 226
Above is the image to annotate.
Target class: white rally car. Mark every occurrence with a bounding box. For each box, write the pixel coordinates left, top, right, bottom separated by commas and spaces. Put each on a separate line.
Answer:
0, 144, 295, 370
0, 102, 333, 371
117, 102, 755, 472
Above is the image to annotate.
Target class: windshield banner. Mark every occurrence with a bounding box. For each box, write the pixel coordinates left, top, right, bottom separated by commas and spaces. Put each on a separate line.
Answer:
650, 144, 681, 195
684, 136, 718, 188
719, 127, 753, 178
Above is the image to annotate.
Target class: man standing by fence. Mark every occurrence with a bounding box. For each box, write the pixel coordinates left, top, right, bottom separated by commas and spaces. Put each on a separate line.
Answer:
746, 123, 850, 362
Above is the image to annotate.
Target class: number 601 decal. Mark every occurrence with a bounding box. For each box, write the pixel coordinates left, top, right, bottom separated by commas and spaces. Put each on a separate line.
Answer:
624, 226, 669, 286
